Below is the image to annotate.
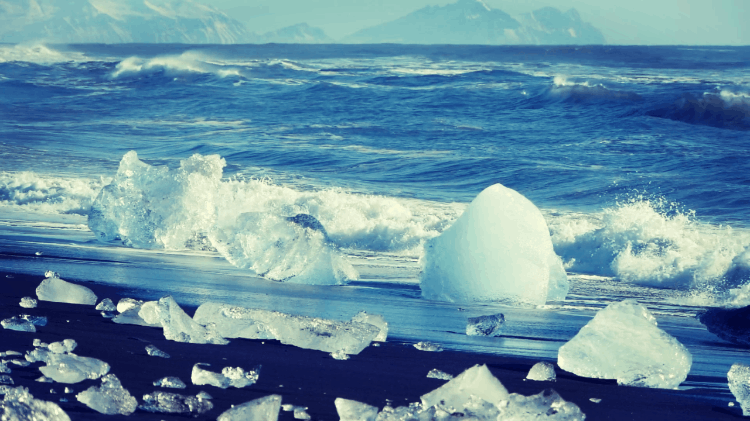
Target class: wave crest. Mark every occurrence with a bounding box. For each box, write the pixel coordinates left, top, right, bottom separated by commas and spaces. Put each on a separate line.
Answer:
0, 172, 104, 215
647, 88, 750, 130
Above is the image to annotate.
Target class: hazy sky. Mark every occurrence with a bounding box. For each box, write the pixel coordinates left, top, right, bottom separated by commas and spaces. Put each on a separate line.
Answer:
212, 0, 748, 45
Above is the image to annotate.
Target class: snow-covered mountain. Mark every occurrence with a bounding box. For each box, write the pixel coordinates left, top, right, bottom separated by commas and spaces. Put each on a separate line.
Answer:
344, 0, 605, 45
261, 23, 334, 44
0, 0, 258, 44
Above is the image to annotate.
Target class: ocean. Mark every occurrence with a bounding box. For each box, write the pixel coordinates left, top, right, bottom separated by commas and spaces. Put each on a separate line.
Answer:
1, 42, 749, 396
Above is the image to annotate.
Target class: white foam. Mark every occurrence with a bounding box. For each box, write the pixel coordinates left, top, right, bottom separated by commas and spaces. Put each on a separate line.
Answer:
0, 44, 84, 65
0, 172, 104, 216
112, 52, 244, 79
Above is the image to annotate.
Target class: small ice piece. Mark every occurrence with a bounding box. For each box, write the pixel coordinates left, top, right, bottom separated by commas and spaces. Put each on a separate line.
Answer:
116, 298, 144, 313
351, 311, 389, 342
222, 366, 261, 388
421, 364, 509, 411
420, 184, 569, 305
2, 351, 21, 357
9, 360, 30, 367
426, 369, 453, 380
145, 345, 170, 358
26, 347, 52, 363
526, 362, 556, 381
76, 374, 137, 415
35, 251, 43, 256
33, 339, 43, 347
414, 341, 442, 352
192, 363, 229, 388
331, 350, 350, 360
48, 339, 77, 354
334, 398, 378, 421
197, 391, 212, 399
154, 377, 186, 389
36, 272, 97, 305
63, 387, 73, 394
95, 298, 116, 312
157, 296, 228, 345
39, 353, 110, 384
1, 317, 35, 332
557, 299, 692, 389
112, 308, 159, 327
217, 394, 282, 421
19, 297, 37, 308
0, 362, 9, 374
36, 377, 53, 383
0, 376, 13, 385
0, 386, 71, 421
21, 315, 47, 326
193, 302, 380, 354
498, 389, 585, 420
101, 311, 115, 319
590, 398, 602, 403
466, 314, 505, 337
282, 404, 294, 411
140, 391, 214, 415
294, 407, 311, 420
728, 363, 750, 415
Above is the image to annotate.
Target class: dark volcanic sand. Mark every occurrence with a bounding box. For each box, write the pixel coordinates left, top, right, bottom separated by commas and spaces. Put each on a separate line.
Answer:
0, 271, 740, 420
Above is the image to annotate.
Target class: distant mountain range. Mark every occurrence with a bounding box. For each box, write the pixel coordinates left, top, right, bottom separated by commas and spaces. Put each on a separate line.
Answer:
0, 0, 605, 45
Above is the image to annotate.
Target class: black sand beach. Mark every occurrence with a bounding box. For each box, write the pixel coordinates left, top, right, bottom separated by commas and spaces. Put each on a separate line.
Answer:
0, 270, 741, 420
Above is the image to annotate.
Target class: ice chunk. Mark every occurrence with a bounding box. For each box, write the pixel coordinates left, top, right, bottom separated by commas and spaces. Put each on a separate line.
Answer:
191, 363, 260, 389
466, 313, 505, 336
154, 377, 186, 389
0, 362, 9, 374
157, 296, 228, 344
0, 376, 12, 385
140, 391, 213, 415
426, 369, 454, 380
197, 391, 212, 400
557, 299, 691, 389
414, 341, 442, 352
334, 398, 378, 421
112, 308, 160, 327
36, 272, 97, 305
95, 298, 116, 312
0, 386, 71, 421
421, 364, 509, 411
526, 362, 556, 381
351, 311, 388, 342
193, 302, 380, 354
19, 297, 37, 308
1, 351, 21, 357
145, 345, 170, 358
330, 350, 350, 360
36, 376, 53, 383
48, 340, 76, 354
589, 398, 601, 403
76, 374, 137, 415
294, 407, 311, 420
210, 212, 357, 285
420, 184, 569, 305
21, 315, 47, 327
1, 317, 35, 332
728, 363, 750, 416
39, 353, 110, 384
698, 305, 750, 347
63, 387, 73, 394
217, 394, 282, 421
498, 389, 585, 420
8, 360, 29, 367
116, 298, 144, 313
138, 301, 160, 325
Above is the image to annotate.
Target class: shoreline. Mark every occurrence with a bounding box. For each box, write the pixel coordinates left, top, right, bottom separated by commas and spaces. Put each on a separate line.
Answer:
0, 270, 741, 420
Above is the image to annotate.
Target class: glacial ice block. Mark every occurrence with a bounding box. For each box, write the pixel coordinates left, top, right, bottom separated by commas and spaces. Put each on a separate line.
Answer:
36, 272, 97, 305
557, 299, 692, 389
1, 386, 71, 421
421, 364, 509, 411
466, 313, 505, 336
217, 394, 282, 421
728, 363, 750, 416
156, 296, 228, 345
140, 391, 213, 415
334, 398, 378, 421
193, 302, 380, 354
154, 377, 186, 389
526, 362, 556, 381
76, 374, 137, 415
39, 353, 110, 384
351, 311, 388, 342
420, 184, 568, 305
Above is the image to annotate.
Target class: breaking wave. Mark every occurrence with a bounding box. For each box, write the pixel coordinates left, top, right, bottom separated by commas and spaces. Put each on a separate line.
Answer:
647, 88, 750, 130
543, 75, 641, 102
112, 52, 244, 79
0, 44, 84, 65
0, 172, 105, 215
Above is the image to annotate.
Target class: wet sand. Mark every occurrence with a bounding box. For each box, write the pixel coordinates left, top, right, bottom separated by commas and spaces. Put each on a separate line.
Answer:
0, 270, 740, 420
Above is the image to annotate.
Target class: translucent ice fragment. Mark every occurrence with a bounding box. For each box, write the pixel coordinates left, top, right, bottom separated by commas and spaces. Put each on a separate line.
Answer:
197, 391, 212, 400
334, 398, 378, 421
36, 377, 53, 383
193, 302, 380, 354
112, 308, 159, 327
48, 339, 77, 354
498, 389, 585, 420
39, 353, 110, 384
466, 314, 505, 336
426, 369, 453, 380
9, 360, 29, 367
414, 341, 442, 352
0, 386, 71, 421
351, 311, 388, 342
145, 345, 170, 358
154, 377, 186, 389
526, 362, 556, 381
0, 362, 8, 374
76, 374, 137, 415
590, 398, 601, 403
138, 301, 160, 325
192, 363, 229, 388
557, 299, 692, 389
157, 296, 228, 345
1, 317, 35, 332
116, 298, 144, 313
2, 351, 21, 357
63, 387, 73, 394
217, 394, 282, 421
294, 408, 311, 420
421, 364, 509, 411
95, 298, 116, 312
0, 376, 12, 385
36, 273, 97, 305
420, 184, 568, 305
21, 315, 47, 327
330, 350, 350, 360
728, 363, 750, 416
191, 363, 260, 389
19, 297, 37, 308
140, 391, 213, 415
